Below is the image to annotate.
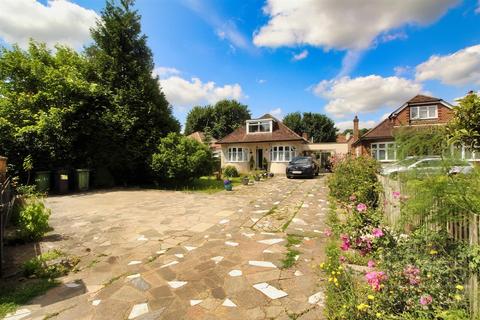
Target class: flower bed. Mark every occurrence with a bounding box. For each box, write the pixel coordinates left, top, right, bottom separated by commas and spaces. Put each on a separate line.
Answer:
323, 156, 478, 319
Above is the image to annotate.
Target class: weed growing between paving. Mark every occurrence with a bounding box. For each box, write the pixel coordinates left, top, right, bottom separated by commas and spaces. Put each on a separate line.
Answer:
281, 234, 303, 269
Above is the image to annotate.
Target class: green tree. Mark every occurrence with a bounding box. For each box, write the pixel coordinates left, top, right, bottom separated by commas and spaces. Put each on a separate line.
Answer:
86, 0, 179, 182
283, 112, 336, 142
151, 133, 213, 180
447, 92, 480, 150
342, 128, 370, 137
184, 100, 250, 139
0, 42, 102, 177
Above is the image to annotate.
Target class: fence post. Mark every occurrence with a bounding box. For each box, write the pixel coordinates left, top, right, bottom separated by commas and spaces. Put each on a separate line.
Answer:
469, 214, 479, 318
0, 156, 6, 183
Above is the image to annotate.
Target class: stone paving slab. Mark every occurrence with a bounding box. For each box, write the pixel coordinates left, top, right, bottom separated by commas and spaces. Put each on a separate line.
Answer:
5, 176, 329, 320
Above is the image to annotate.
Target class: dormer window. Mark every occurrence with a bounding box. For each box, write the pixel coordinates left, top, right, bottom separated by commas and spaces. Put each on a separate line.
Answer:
411, 105, 437, 120
246, 120, 272, 134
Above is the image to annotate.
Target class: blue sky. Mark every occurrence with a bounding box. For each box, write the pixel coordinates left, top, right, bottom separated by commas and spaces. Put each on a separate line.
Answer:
1, 0, 480, 131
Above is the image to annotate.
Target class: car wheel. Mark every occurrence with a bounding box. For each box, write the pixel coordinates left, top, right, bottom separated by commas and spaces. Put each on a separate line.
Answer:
287, 175, 292, 179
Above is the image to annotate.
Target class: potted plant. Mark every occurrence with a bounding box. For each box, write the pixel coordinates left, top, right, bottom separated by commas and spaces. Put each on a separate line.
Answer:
224, 179, 233, 191
254, 172, 260, 182
242, 176, 249, 185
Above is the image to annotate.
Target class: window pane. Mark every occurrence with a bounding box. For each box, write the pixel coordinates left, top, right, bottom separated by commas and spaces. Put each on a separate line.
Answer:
371, 149, 377, 159
387, 149, 395, 160
465, 148, 474, 160
428, 106, 437, 118
411, 107, 418, 119
228, 149, 232, 161
261, 123, 270, 132
379, 144, 385, 149
285, 147, 291, 161
419, 107, 428, 118
232, 148, 237, 161
249, 124, 258, 133
378, 150, 386, 160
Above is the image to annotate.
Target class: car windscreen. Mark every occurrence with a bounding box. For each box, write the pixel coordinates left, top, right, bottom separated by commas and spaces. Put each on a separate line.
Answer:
290, 157, 310, 164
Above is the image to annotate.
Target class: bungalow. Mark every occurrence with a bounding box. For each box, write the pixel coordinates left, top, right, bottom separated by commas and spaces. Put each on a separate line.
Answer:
352, 95, 455, 162
217, 114, 349, 174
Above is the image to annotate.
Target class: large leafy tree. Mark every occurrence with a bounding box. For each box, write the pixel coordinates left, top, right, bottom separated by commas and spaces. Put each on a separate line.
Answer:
283, 112, 336, 143
448, 92, 480, 150
86, 0, 179, 182
184, 100, 251, 139
0, 42, 105, 176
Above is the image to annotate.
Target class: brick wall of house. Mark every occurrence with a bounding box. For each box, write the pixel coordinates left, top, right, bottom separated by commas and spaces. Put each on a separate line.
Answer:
393, 103, 453, 126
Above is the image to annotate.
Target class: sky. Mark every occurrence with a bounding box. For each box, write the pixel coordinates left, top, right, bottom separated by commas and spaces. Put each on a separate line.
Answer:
1, 0, 480, 132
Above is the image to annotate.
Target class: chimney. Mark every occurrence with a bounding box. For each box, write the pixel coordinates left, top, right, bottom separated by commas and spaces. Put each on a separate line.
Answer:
353, 115, 359, 139
302, 132, 309, 141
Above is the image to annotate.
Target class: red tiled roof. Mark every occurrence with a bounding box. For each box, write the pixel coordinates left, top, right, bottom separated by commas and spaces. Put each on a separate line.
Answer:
217, 114, 306, 144
336, 134, 350, 143
406, 94, 441, 104
352, 118, 394, 145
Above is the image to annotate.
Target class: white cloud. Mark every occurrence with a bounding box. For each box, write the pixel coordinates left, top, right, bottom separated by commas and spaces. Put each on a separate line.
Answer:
269, 108, 283, 119
335, 120, 377, 132
415, 44, 480, 86
253, 0, 458, 50
292, 49, 308, 61
394, 66, 412, 77
257, 79, 267, 84
476, 1, 480, 14
153, 67, 181, 78
0, 0, 98, 48
160, 76, 243, 111
313, 75, 423, 117
337, 50, 365, 78
381, 31, 408, 43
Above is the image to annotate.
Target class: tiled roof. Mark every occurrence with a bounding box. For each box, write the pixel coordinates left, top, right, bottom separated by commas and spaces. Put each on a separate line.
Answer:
217, 114, 306, 144
352, 118, 394, 145
336, 134, 351, 143
406, 94, 441, 104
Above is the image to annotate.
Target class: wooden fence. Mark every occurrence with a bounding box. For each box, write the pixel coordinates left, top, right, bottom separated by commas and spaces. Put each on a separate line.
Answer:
378, 174, 480, 317
0, 177, 15, 277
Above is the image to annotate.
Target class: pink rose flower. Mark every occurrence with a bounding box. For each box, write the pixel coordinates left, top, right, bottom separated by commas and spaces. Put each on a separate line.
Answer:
419, 294, 433, 305
392, 191, 401, 199
339, 256, 346, 263
372, 228, 384, 238
367, 260, 376, 268
324, 228, 332, 237
340, 234, 350, 251
349, 194, 357, 202
356, 203, 367, 212
365, 271, 387, 291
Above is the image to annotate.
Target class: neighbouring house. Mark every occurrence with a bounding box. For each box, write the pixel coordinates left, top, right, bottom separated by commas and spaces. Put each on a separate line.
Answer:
187, 131, 222, 158
352, 94, 457, 163
217, 114, 349, 174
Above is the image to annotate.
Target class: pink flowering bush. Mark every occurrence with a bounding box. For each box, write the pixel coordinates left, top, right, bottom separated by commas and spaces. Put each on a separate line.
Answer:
365, 271, 387, 291
327, 155, 382, 207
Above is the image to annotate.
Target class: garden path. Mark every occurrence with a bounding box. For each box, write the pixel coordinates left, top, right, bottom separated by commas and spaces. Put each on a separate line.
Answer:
5, 176, 330, 320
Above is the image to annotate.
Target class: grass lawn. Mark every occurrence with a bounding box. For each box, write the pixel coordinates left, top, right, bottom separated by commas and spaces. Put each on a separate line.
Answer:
0, 279, 58, 318
160, 176, 242, 194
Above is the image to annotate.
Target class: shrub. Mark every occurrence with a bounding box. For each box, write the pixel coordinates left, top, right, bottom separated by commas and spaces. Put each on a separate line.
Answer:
327, 155, 382, 207
23, 250, 79, 279
151, 133, 214, 181
223, 165, 239, 178
15, 199, 50, 241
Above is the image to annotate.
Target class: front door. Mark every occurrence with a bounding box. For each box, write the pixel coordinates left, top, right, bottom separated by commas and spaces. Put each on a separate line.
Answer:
256, 149, 263, 170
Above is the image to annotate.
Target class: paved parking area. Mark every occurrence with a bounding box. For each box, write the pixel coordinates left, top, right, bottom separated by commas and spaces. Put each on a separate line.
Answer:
8, 176, 330, 320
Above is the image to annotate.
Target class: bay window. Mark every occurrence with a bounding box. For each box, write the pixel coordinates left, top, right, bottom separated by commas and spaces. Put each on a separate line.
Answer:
371, 142, 396, 161
271, 146, 296, 162
227, 147, 248, 162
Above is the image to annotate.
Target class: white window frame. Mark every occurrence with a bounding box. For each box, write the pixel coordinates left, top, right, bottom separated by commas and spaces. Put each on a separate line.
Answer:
227, 147, 249, 162
246, 120, 273, 134
461, 144, 479, 161
410, 105, 438, 120
270, 145, 296, 162
371, 142, 396, 162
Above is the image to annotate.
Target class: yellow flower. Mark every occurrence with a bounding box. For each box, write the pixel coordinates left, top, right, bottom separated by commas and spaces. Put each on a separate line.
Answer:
367, 295, 375, 300
427, 273, 432, 279
331, 271, 336, 275
376, 313, 382, 318
338, 266, 343, 270
456, 285, 464, 291
356, 303, 369, 311
320, 263, 325, 269
429, 249, 438, 255
454, 294, 462, 301
342, 305, 347, 309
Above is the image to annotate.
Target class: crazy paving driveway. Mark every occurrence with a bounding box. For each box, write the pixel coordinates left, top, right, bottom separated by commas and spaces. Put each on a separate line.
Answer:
12, 176, 330, 320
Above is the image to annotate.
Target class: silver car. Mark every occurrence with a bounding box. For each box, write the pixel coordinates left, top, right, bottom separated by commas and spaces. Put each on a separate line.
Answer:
381, 156, 474, 176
